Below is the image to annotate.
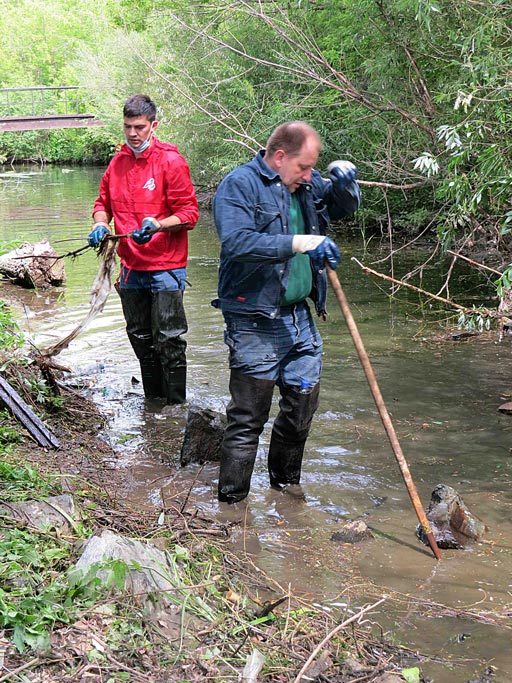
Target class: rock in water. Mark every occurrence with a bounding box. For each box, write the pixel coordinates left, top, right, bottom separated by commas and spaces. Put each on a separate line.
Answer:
0, 239, 65, 288
498, 401, 512, 415
180, 405, 226, 466
417, 484, 488, 549
331, 520, 374, 544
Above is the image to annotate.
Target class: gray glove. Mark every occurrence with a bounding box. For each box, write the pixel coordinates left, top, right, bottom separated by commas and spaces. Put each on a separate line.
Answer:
328, 160, 358, 189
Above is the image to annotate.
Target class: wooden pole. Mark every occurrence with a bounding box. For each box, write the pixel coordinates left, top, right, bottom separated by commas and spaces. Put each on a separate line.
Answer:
327, 266, 441, 561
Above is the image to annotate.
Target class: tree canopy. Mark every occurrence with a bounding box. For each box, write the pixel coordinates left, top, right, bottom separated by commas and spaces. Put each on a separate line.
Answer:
0, 0, 511, 260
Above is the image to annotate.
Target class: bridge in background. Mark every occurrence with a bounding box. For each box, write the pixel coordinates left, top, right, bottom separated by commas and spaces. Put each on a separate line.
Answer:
0, 86, 104, 132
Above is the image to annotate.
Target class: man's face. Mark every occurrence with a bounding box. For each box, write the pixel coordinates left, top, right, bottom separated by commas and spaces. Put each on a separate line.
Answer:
273, 137, 321, 192
123, 116, 156, 150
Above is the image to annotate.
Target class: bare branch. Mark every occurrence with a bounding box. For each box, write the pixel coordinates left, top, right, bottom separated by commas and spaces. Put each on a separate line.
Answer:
161, 1, 435, 137
352, 257, 496, 317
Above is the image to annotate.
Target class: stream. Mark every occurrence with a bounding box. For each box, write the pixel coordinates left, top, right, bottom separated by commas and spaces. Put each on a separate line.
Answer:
1, 165, 512, 682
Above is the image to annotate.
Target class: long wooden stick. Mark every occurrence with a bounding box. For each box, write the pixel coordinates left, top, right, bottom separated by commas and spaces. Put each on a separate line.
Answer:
327, 266, 441, 561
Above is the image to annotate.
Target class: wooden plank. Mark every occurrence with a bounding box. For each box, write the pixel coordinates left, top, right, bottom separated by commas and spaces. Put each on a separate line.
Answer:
0, 375, 60, 449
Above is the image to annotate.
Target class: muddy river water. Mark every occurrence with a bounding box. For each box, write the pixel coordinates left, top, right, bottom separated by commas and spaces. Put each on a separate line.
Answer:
1, 165, 512, 681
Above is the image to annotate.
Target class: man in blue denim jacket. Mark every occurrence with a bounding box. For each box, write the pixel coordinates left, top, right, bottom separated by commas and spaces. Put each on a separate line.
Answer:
213, 121, 360, 503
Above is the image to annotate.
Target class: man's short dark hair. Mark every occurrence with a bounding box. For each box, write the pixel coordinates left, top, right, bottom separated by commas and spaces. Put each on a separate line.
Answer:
123, 94, 157, 122
265, 121, 322, 158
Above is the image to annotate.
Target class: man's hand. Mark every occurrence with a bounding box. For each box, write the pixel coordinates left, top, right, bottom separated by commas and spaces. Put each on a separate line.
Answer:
131, 217, 160, 245
292, 234, 341, 270
327, 160, 358, 189
87, 222, 110, 248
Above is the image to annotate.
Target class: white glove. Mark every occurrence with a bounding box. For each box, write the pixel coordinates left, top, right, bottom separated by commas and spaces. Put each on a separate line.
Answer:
292, 234, 326, 253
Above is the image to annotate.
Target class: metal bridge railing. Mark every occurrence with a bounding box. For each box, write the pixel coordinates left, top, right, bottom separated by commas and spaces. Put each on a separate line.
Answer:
0, 86, 83, 118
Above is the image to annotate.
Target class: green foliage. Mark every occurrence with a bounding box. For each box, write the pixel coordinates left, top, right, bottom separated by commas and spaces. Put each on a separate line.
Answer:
0, 128, 115, 165
495, 266, 512, 299
456, 308, 492, 333
0, 450, 129, 654
0, 528, 70, 651
153, 0, 512, 238
0, 410, 22, 446
0, 0, 510, 269
22, 373, 65, 408
401, 667, 421, 683
0, 523, 131, 653
0, 460, 55, 501
0, 300, 23, 349
0, 0, 109, 87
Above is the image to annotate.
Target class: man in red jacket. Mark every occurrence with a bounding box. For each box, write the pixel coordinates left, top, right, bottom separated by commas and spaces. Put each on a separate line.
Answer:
89, 94, 199, 404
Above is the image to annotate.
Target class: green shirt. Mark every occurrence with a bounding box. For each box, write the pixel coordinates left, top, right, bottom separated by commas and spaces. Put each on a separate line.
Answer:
280, 194, 313, 306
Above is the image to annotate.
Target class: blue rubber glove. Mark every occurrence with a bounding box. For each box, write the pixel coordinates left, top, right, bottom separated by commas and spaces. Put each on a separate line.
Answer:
292, 234, 342, 270
327, 160, 358, 189
87, 223, 110, 248
131, 217, 159, 245
307, 236, 341, 270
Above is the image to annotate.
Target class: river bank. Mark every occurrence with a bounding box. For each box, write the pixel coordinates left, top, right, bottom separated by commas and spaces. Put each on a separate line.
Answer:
0, 353, 450, 683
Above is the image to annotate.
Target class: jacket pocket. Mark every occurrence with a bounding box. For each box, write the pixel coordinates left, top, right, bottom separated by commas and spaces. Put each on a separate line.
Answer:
254, 202, 280, 232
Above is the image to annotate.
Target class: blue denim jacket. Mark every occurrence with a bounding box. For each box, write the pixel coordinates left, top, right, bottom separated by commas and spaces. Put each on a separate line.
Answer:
212, 150, 360, 318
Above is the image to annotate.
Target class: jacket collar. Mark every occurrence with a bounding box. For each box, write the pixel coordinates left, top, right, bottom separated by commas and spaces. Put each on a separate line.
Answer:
251, 149, 280, 181
251, 150, 312, 192
119, 137, 160, 159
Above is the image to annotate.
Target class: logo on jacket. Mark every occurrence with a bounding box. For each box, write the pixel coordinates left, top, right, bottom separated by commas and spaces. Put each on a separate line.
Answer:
143, 178, 156, 191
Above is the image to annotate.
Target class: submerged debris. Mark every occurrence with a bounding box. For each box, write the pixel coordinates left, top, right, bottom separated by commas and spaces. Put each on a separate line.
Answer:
498, 401, 512, 415
42, 238, 117, 358
180, 405, 226, 466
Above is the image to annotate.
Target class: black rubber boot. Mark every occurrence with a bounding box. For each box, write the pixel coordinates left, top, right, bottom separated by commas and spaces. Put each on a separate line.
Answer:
139, 356, 166, 399
163, 366, 187, 405
117, 289, 165, 398
268, 382, 320, 489
218, 370, 275, 504
153, 290, 188, 404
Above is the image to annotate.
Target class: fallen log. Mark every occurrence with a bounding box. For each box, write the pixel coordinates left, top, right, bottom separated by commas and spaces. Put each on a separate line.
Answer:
0, 375, 60, 449
0, 239, 66, 288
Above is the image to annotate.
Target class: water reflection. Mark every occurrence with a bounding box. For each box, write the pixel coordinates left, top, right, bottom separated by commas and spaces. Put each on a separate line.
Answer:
2, 165, 512, 681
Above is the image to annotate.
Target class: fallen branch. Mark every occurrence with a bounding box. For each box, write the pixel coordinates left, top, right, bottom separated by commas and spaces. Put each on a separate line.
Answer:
447, 249, 503, 276
351, 257, 496, 317
358, 178, 434, 190
104, 222, 191, 242
0, 657, 40, 683
11, 244, 90, 261
293, 597, 387, 683
0, 375, 60, 449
